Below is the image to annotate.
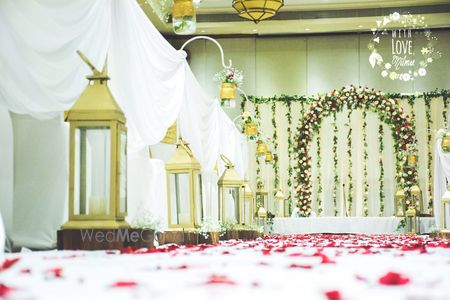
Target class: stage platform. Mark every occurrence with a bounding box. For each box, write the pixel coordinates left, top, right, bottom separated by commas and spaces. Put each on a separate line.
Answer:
273, 217, 436, 234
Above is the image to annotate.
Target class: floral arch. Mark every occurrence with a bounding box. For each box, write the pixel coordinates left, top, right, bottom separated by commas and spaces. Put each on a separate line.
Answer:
293, 86, 418, 216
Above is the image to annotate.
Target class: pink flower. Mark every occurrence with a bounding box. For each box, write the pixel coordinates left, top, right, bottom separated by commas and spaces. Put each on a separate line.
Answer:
111, 281, 138, 288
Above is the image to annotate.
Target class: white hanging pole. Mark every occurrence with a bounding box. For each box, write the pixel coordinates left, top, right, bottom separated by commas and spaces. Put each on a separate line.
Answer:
179, 36, 232, 69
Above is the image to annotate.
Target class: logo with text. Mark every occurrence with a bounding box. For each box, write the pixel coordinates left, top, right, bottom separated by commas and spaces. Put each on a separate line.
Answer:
368, 12, 441, 81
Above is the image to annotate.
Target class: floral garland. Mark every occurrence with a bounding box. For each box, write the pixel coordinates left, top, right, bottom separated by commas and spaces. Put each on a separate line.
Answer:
443, 95, 449, 129
286, 102, 293, 214
332, 112, 339, 216
362, 110, 369, 216
346, 110, 353, 216
240, 96, 247, 134
271, 102, 280, 189
424, 95, 433, 212
293, 85, 417, 216
316, 125, 323, 216
378, 124, 385, 216
254, 103, 263, 191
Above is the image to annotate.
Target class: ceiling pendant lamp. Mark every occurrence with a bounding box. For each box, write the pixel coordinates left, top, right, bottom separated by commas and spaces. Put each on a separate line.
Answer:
232, 0, 284, 24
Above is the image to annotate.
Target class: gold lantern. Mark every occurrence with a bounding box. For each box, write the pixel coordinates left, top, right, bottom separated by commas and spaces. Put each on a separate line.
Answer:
241, 179, 254, 225
442, 136, 450, 153
441, 186, 450, 233
406, 154, 418, 168
62, 51, 128, 229
265, 151, 273, 163
405, 206, 419, 234
172, 0, 196, 35
232, 0, 284, 24
166, 139, 204, 229
411, 185, 423, 213
244, 122, 258, 139
220, 83, 237, 108
256, 141, 268, 156
256, 206, 267, 227
394, 188, 406, 217
255, 185, 268, 212
274, 188, 285, 217
218, 155, 244, 223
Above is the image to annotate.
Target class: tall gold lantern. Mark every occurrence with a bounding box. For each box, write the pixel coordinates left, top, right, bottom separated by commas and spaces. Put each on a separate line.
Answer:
217, 155, 244, 224
274, 188, 285, 217
166, 139, 203, 229
241, 179, 254, 225
256, 141, 268, 156
406, 154, 418, 168
255, 185, 269, 212
405, 206, 419, 234
441, 186, 450, 233
411, 185, 423, 213
62, 51, 128, 229
394, 188, 406, 217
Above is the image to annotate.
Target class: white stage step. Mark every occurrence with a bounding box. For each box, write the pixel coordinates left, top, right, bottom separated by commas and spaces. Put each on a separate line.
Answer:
273, 217, 436, 234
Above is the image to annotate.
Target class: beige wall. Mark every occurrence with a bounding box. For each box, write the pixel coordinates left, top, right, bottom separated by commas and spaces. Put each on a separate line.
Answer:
170, 30, 450, 119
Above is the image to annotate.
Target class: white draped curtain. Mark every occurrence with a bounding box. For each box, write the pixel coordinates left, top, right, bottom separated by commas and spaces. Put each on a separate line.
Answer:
0, 0, 247, 249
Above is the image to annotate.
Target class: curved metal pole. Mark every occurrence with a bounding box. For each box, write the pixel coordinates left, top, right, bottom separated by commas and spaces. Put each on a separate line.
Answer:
179, 36, 232, 69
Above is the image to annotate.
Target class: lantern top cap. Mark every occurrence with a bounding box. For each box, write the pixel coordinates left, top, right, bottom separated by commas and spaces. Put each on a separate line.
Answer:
218, 154, 242, 186
166, 138, 201, 170
275, 188, 285, 200
65, 51, 125, 123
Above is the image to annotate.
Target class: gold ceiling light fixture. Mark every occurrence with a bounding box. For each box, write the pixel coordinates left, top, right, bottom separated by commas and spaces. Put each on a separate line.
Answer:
232, 0, 284, 24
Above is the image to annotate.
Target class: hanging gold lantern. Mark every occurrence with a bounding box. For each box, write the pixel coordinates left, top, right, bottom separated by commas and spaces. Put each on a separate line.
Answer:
244, 122, 258, 139
265, 151, 273, 163
166, 139, 204, 229
405, 206, 419, 234
62, 51, 128, 229
172, 0, 196, 35
274, 188, 285, 217
394, 188, 406, 217
232, 0, 284, 24
241, 179, 254, 225
220, 83, 237, 108
256, 141, 268, 156
406, 154, 418, 168
440, 186, 450, 233
442, 136, 450, 153
218, 155, 244, 224
411, 185, 423, 213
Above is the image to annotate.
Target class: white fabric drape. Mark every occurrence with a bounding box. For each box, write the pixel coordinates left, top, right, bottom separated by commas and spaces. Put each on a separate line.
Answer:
434, 138, 450, 229
0, 0, 247, 248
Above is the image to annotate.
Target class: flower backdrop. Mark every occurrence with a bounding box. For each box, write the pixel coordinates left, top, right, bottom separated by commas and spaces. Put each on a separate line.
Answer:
243, 87, 450, 217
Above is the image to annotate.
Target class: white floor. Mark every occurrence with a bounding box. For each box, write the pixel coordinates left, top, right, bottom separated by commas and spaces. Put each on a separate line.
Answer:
273, 217, 436, 234
1, 234, 449, 300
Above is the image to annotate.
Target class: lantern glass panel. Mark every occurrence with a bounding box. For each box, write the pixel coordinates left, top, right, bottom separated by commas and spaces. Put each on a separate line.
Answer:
74, 127, 111, 216
119, 130, 127, 214
169, 173, 191, 225
242, 198, 251, 225
444, 203, 450, 229
223, 187, 240, 223
195, 173, 203, 225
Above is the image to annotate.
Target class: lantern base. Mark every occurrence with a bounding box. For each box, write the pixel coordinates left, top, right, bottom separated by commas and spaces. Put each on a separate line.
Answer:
61, 219, 130, 229
57, 228, 155, 251
159, 229, 220, 245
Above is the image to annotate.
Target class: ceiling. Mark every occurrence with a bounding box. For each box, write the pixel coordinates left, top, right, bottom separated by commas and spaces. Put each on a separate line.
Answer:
138, 0, 450, 36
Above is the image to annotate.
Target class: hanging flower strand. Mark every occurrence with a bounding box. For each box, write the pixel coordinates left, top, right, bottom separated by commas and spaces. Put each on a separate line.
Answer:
332, 112, 339, 216
379, 123, 385, 216
362, 110, 369, 216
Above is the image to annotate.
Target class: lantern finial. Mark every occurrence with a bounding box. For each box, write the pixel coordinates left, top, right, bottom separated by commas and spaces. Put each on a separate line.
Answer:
77, 50, 109, 82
